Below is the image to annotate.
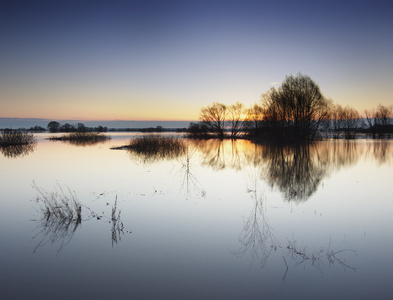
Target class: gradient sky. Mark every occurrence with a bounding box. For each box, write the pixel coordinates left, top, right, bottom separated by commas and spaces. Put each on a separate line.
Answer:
1, 0, 392, 121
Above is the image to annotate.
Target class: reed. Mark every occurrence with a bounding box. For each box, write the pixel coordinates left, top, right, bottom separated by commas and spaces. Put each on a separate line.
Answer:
122, 135, 186, 162
128, 135, 185, 154
0, 129, 36, 146
34, 183, 82, 223
32, 183, 82, 254
49, 132, 110, 145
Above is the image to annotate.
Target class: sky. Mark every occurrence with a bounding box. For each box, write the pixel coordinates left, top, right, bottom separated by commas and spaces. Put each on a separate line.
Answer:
1, 0, 392, 121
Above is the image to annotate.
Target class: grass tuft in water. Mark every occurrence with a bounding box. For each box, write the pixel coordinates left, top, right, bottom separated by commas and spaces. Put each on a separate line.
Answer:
0, 129, 36, 146
49, 132, 110, 146
32, 183, 82, 254
118, 135, 186, 162
129, 135, 185, 153
34, 182, 82, 224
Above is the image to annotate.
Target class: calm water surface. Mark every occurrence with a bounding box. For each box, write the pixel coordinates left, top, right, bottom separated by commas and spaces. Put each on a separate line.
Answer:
0, 133, 392, 299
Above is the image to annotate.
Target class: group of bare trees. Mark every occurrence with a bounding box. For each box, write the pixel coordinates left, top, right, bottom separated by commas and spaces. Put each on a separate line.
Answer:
196, 101, 247, 138
364, 104, 393, 138
326, 103, 393, 139
192, 73, 393, 141
329, 104, 362, 139
194, 74, 330, 141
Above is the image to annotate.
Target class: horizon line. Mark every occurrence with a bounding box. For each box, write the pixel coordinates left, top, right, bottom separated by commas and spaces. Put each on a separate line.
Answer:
0, 117, 197, 122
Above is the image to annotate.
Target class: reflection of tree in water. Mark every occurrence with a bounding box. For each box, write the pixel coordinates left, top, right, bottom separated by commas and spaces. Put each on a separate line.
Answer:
263, 144, 327, 202
233, 173, 276, 267
191, 140, 331, 201
32, 184, 125, 254
191, 139, 226, 170
188, 139, 247, 171
241, 141, 367, 202
122, 137, 390, 202
191, 139, 392, 202
365, 140, 393, 165
0, 143, 36, 158
191, 140, 333, 202
232, 172, 357, 274
175, 145, 206, 200
317, 141, 361, 172
122, 137, 392, 202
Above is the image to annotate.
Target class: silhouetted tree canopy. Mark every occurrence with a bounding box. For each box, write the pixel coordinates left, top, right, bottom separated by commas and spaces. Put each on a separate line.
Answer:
261, 73, 330, 141
47, 121, 60, 133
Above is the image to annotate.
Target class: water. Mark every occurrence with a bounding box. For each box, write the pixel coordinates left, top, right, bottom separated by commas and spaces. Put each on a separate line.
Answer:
1, 134, 392, 299
0, 118, 193, 130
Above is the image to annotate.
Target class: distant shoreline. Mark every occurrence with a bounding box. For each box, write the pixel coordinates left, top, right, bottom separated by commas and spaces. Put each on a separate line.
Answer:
0, 118, 195, 130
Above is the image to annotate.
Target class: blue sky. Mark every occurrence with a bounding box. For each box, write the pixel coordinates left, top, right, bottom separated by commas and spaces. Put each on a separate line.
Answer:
1, 0, 392, 120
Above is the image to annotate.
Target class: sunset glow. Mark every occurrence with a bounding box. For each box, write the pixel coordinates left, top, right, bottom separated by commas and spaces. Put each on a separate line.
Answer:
1, 1, 392, 121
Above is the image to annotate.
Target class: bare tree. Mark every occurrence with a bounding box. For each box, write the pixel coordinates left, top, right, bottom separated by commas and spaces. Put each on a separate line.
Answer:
228, 102, 245, 138
200, 102, 227, 138
365, 104, 393, 138
244, 103, 264, 136
331, 103, 345, 139
330, 104, 360, 139
341, 106, 361, 139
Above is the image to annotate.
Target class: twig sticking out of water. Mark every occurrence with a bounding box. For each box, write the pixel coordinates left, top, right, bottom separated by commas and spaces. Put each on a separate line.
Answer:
285, 239, 357, 272
111, 196, 124, 246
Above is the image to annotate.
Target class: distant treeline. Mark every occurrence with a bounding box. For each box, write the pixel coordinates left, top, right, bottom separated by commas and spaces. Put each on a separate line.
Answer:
23, 122, 189, 133
109, 126, 188, 133
190, 73, 393, 141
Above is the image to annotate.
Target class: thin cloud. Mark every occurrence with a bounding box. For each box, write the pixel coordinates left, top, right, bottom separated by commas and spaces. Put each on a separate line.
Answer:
271, 82, 281, 86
